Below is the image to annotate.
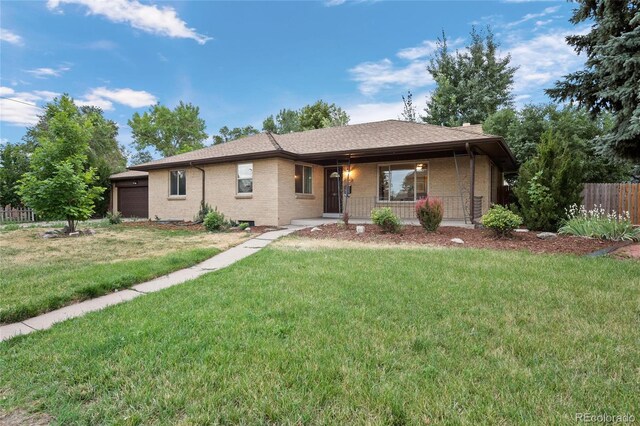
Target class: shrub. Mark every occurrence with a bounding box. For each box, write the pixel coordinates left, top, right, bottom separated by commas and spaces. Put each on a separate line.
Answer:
106, 210, 122, 225
371, 207, 401, 233
514, 130, 584, 231
558, 204, 640, 241
203, 208, 227, 232
415, 197, 444, 232
238, 222, 250, 230
194, 201, 213, 223
481, 205, 523, 237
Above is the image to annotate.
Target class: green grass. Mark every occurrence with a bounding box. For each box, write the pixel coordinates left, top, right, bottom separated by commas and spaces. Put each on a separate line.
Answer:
0, 247, 218, 324
1, 246, 639, 424
0, 225, 239, 324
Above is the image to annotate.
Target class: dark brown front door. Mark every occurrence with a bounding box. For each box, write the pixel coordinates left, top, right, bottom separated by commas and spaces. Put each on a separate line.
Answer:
118, 186, 149, 218
324, 167, 343, 213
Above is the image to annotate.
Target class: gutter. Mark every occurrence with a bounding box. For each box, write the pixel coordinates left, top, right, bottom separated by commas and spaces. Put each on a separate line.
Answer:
190, 162, 206, 205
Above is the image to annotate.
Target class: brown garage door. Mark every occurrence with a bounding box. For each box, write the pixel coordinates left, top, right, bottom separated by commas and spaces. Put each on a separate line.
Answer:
118, 186, 148, 218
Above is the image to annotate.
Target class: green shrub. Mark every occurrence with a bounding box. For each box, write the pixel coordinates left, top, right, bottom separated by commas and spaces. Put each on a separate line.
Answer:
203, 208, 227, 232
371, 207, 401, 233
481, 205, 523, 237
514, 130, 584, 231
194, 201, 213, 223
558, 204, 640, 241
238, 222, 250, 230
106, 210, 122, 225
415, 197, 444, 232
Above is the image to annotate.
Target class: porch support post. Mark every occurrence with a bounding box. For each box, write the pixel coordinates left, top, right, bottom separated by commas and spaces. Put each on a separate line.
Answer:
466, 143, 476, 223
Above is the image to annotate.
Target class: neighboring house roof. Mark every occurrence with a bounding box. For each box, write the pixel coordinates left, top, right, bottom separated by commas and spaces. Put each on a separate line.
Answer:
109, 170, 149, 180
129, 120, 517, 172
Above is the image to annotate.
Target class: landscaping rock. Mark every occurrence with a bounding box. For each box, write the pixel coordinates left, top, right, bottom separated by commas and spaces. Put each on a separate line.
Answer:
536, 232, 557, 240
69, 232, 80, 237
450, 238, 464, 244
311, 227, 322, 232
42, 233, 57, 239
356, 225, 365, 234
514, 228, 529, 233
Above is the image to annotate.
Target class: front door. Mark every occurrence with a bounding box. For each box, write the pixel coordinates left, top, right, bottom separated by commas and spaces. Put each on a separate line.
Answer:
324, 167, 343, 213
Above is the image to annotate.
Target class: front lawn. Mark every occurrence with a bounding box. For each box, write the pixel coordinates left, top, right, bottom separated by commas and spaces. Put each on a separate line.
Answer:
0, 225, 248, 323
1, 242, 638, 423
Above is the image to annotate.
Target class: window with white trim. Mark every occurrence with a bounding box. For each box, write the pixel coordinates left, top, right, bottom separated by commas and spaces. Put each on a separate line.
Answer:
237, 163, 253, 194
378, 163, 428, 201
295, 164, 313, 194
169, 170, 186, 196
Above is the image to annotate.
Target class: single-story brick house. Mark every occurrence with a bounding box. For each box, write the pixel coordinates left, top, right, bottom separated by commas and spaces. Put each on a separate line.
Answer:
111, 120, 516, 225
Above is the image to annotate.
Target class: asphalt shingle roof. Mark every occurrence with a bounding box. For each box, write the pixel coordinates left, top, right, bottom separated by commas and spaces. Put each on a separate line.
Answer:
129, 120, 513, 170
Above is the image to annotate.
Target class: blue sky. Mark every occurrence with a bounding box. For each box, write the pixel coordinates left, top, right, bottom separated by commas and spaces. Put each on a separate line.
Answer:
0, 0, 585, 161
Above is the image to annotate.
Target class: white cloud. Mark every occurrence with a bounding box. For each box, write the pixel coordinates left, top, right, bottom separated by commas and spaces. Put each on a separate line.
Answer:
349, 36, 469, 95
505, 6, 560, 28
346, 91, 430, 124
76, 87, 157, 110
325, 0, 347, 5
506, 27, 587, 95
47, 0, 211, 44
349, 59, 433, 96
0, 28, 23, 45
26, 65, 71, 79
0, 87, 57, 126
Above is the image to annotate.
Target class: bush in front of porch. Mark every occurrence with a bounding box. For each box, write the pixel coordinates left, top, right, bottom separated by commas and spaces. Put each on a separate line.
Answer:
415, 197, 444, 232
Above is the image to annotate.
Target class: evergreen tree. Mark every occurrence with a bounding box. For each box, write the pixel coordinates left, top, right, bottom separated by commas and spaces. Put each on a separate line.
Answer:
514, 130, 585, 231
424, 27, 516, 126
546, 0, 640, 159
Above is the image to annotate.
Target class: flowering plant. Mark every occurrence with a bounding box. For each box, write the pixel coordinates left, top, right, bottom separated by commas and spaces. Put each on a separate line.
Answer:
558, 204, 640, 241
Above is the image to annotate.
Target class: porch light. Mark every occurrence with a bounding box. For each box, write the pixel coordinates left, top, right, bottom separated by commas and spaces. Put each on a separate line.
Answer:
416, 164, 424, 171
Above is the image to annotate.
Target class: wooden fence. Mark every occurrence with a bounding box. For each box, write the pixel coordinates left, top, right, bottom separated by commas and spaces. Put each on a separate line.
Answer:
582, 183, 640, 224
0, 206, 36, 223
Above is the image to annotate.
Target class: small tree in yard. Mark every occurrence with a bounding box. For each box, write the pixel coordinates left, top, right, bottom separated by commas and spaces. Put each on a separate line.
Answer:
514, 130, 584, 231
18, 95, 104, 233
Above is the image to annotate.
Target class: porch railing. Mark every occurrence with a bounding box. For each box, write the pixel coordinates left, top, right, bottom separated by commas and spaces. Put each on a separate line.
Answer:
344, 196, 482, 221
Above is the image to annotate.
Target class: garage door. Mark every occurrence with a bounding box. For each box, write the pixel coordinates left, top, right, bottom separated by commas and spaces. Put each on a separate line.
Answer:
118, 186, 148, 218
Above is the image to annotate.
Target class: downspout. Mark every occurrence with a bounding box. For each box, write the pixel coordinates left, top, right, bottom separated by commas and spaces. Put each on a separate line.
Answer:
465, 143, 476, 224
190, 162, 206, 205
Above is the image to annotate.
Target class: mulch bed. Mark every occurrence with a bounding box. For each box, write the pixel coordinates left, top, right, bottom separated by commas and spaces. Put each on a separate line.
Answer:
295, 224, 626, 255
121, 221, 282, 234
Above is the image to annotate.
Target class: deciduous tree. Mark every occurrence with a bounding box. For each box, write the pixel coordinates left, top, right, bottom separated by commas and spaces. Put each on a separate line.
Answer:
18, 95, 104, 232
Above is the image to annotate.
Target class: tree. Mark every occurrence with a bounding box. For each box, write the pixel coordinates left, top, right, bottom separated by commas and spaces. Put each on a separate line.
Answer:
262, 109, 300, 134
546, 0, 640, 160
299, 100, 350, 131
424, 27, 517, 126
17, 95, 105, 232
129, 101, 207, 158
514, 130, 585, 231
212, 125, 260, 144
400, 90, 418, 122
0, 142, 30, 207
129, 151, 153, 166
24, 104, 126, 216
483, 104, 633, 182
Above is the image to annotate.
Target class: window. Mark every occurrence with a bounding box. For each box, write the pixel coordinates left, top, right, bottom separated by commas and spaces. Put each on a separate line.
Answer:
378, 163, 428, 202
237, 163, 253, 194
295, 164, 313, 194
170, 170, 186, 196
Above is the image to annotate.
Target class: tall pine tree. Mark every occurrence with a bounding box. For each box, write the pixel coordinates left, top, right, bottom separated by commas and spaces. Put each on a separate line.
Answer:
546, 0, 640, 159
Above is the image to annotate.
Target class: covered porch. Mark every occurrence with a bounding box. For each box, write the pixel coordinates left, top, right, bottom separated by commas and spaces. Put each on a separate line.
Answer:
291, 140, 509, 226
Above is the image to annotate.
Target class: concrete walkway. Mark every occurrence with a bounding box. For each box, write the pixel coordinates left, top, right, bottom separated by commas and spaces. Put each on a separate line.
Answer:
0, 226, 303, 342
